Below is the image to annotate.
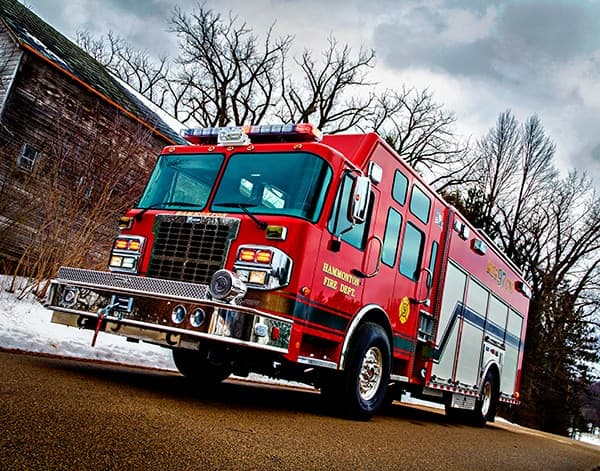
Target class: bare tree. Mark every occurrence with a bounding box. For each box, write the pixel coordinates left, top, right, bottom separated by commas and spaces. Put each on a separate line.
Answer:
455, 110, 599, 434
515, 171, 600, 433
367, 86, 472, 190
472, 110, 520, 232
501, 115, 557, 260
276, 37, 376, 132
76, 30, 121, 69
468, 111, 557, 262
169, 5, 292, 126
78, 5, 379, 132
7, 103, 153, 295
77, 31, 172, 109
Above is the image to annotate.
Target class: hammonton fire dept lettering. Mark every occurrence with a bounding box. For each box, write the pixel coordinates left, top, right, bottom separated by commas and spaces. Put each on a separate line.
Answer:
322, 262, 361, 286
322, 262, 360, 297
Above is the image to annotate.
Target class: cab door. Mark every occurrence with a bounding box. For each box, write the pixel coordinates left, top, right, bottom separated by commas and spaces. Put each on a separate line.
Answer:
308, 171, 373, 344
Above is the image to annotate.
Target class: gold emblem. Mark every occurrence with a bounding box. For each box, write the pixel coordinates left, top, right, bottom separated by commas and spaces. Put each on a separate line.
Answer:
399, 297, 410, 324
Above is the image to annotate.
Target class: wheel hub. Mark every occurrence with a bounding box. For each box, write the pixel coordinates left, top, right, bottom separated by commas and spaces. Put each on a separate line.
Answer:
481, 381, 492, 416
358, 346, 383, 401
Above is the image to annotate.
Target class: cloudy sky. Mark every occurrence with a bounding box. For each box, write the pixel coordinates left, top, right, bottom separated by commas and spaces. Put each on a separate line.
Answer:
19, 0, 600, 179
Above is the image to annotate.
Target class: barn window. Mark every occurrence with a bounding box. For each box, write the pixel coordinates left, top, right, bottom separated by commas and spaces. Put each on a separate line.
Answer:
85, 184, 94, 199
18, 144, 39, 171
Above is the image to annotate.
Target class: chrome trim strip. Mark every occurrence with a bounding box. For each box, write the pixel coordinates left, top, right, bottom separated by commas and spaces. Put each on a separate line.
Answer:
390, 374, 409, 382
297, 356, 337, 369
339, 303, 388, 370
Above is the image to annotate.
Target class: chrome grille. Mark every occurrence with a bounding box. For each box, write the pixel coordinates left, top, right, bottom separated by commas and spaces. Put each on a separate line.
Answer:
148, 215, 240, 284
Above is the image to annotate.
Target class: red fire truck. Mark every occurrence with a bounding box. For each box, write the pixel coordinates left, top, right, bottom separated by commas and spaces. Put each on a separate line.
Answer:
46, 123, 530, 424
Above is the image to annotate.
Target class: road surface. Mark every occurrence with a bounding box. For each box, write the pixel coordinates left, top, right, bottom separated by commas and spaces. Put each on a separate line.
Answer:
1, 350, 599, 470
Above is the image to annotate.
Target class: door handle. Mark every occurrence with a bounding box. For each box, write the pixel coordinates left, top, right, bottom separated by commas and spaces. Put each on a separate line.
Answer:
411, 267, 433, 305
352, 235, 383, 279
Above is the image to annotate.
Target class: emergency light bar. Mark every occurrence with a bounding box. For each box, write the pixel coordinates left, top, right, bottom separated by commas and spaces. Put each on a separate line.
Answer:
183, 123, 322, 145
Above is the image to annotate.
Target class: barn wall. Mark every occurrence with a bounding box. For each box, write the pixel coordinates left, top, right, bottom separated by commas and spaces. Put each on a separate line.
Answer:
0, 50, 170, 271
0, 26, 22, 118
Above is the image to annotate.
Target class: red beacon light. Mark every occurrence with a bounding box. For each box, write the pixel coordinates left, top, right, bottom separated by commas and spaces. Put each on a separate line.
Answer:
182, 123, 322, 145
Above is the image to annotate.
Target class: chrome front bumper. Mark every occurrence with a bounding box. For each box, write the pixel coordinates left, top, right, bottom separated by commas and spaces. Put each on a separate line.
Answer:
45, 267, 292, 353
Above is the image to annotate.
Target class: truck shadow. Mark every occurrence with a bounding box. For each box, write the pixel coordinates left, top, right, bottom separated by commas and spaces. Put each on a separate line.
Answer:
42, 353, 453, 425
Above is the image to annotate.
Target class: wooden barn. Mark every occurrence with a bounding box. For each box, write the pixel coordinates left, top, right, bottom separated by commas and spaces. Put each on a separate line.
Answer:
0, 0, 186, 276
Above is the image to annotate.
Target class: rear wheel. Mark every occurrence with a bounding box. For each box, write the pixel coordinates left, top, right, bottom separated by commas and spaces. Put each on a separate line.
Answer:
444, 371, 498, 426
172, 347, 232, 385
472, 370, 497, 426
330, 322, 391, 420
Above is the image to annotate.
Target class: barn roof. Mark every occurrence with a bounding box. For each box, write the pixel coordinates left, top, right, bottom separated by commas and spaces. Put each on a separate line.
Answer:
0, 0, 186, 145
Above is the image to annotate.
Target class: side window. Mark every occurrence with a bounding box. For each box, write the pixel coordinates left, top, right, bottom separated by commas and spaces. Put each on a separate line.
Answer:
399, 222, 424, 281
428, 241, 439, 284
392, 170, 408, 206
382, 207, 402, 267
328, 173, 372, 250
18, 144, 39, 171
429, 241, 438, 275
410, 185, 431, 224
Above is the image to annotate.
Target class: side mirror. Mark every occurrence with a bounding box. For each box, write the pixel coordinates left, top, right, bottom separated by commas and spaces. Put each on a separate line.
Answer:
349, 175, 371, 224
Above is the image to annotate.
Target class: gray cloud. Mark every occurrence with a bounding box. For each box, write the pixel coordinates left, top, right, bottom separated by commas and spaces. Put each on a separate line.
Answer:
100, 0, 175, 19
22, 0, 179, 55
499, 2, 591, 62
374, 0, 598, 83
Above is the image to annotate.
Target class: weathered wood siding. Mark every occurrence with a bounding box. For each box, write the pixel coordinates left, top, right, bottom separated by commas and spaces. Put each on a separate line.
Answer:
0, 26, 22, 117
0, 48, 170, 271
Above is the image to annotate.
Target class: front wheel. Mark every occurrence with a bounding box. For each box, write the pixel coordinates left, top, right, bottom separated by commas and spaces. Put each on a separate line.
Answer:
172, 347, 232, 385
337, 322, 391, 420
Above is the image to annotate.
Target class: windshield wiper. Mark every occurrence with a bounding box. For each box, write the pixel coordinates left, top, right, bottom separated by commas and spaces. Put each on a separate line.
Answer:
213, 202, 268, 230
134, 202, 203, 221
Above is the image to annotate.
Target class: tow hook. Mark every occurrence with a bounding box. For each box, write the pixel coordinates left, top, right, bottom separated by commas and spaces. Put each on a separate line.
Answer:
91, 303, 117, 347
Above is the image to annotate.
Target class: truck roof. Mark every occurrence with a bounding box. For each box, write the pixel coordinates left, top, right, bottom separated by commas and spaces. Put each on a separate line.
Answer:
321, 133, 381, 168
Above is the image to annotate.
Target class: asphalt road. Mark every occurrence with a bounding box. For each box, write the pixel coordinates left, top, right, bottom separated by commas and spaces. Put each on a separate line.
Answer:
1, 350, 599, 471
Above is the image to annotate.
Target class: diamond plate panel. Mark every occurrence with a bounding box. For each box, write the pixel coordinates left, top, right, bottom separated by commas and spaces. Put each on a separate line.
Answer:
56, 267, 209, 300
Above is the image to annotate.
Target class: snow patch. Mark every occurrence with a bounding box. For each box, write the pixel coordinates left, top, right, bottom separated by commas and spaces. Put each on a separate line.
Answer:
0, 276, 176, 370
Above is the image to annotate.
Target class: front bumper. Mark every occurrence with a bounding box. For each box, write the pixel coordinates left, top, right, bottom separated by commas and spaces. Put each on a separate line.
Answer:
45, 267, 292, 354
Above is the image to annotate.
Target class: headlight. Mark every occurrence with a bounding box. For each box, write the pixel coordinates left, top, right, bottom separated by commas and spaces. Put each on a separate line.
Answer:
171, 305, 186, 324
233, 245, 292, 290
108, 235, 145, 274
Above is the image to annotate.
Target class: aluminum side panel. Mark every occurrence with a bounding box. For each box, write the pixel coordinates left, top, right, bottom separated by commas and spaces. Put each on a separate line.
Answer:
432, 261, 466, 382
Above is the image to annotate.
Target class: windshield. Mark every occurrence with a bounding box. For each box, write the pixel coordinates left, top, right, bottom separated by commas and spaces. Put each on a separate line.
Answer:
137, 153, 224, 210
211, 152, 332, 222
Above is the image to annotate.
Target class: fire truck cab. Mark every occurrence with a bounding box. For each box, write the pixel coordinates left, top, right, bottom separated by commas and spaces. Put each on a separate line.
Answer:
46, 124, 530, 424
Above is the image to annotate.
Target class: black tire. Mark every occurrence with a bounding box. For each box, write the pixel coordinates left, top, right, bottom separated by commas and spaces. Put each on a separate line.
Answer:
444, 401, 464, 423
172, 347, 231, 385
382, 382, 402, 411
337, 322, 391, 420
471, 370, 498, 427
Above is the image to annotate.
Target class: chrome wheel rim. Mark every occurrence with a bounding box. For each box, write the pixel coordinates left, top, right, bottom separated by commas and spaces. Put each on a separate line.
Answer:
358, 346, 383, 401
481, 381, 492, 417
